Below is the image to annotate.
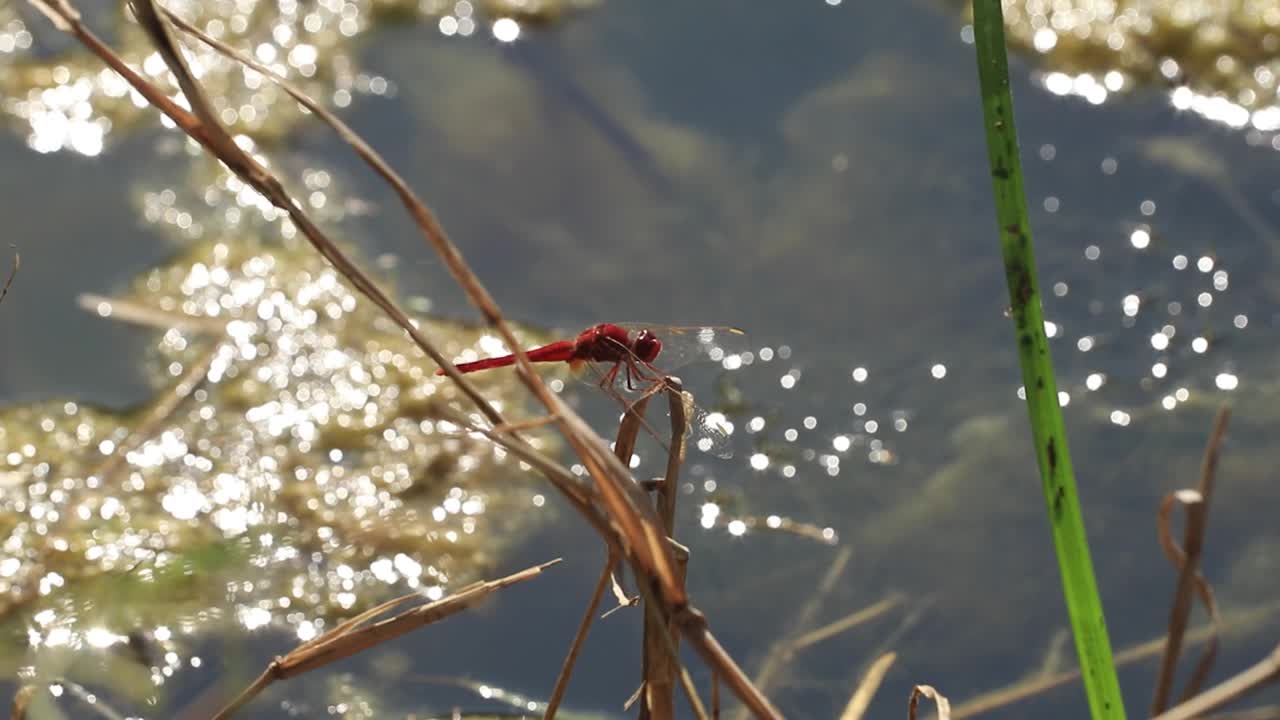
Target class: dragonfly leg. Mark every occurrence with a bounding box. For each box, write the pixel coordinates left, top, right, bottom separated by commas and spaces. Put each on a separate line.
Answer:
600, 361, 622, 390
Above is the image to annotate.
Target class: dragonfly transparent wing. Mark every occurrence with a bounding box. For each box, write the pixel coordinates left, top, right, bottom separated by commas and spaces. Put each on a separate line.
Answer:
611, 323, 750, 374
682, 397, 735, 458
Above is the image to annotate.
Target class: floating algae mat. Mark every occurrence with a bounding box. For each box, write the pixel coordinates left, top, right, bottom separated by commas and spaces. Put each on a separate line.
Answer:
947, 0, 1280, 131
0, 0, 597, 153
0, 183, 562, 707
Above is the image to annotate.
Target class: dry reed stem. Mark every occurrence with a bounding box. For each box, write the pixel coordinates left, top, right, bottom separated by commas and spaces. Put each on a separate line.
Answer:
735, 544, 855, 720
635, 569, 709, 720
212, 559, 560, 719
949, 602, 1280, 718
839, 652, 897, 720
1152, 406, 1230, 713
908, 685, 951, 720
1153, 643, 1280, 720
545, 397, 649, 720
713, 671, 721, 720
26, 2, 779, 715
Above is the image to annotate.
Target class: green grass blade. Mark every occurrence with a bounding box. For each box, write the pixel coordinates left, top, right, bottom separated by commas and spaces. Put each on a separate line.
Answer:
970, 2, 1126, 718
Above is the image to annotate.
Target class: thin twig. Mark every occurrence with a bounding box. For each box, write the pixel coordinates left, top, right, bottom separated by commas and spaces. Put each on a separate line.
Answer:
0, 248, 18, 305
1152, 407, 1230, 714
1153, 644, 1280, 720
543, 554, 615, 720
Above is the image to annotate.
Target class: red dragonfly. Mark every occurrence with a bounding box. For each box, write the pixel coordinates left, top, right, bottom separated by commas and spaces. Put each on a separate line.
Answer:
437, 323, 747, 457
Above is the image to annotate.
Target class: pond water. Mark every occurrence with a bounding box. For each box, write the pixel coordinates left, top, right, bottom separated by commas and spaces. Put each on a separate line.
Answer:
2, 0, 1280, 718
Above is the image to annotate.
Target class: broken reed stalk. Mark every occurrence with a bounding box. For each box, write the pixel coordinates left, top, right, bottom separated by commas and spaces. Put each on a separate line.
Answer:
908, 685, 951, 720
1152, 406, 1230, 714
26, 2, 781, 716
1153, 643, 1280, 720
211, 559, 560, 719
640, 382, 690, 720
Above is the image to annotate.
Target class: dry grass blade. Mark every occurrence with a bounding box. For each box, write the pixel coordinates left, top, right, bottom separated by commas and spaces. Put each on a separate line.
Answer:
55, 678, 128, 720
791, 595, 905, 653
78, 293, 229, 334
1152, 407, 1229, 714
0, 249, 18, 305
1153, 643, 1280, 720
1202, 706, 1280, 720
212, 559, 560, 719
840, 652, 897, 720
908, 685, 951, 720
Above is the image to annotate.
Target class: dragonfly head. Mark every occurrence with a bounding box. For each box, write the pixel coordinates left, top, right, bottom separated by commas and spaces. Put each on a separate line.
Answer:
633, 329, 662, 362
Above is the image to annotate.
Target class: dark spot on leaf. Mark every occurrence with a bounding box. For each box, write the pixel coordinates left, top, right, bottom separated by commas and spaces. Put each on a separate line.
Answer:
1047, 437, 1057, 472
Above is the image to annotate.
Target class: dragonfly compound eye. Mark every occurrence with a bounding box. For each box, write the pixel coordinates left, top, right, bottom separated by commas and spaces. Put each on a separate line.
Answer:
633, 330, 662, 362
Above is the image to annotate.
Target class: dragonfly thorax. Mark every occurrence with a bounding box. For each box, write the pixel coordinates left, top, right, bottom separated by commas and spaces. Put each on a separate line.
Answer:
573, 323, 661, 364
